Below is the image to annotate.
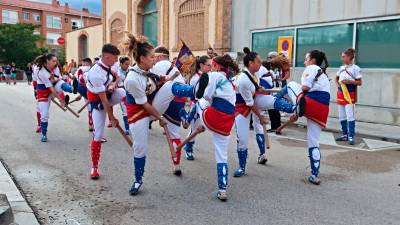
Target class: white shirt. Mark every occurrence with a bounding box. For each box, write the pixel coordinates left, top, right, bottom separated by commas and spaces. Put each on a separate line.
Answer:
32, 65, 39, 82
86, 60, 114, 94
124, 65, 148, 105
236, 68, 257, 107
256, 65, 274, 88
189, 72, 201, 87
151, 60, 184, 83
37, 67, 53, 88
203, 71, 236, 106
337, 64, 362, 83
301, 65, 330, 93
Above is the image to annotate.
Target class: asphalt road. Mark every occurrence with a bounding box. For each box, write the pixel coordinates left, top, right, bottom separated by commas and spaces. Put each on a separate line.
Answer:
0, 83, 399, 225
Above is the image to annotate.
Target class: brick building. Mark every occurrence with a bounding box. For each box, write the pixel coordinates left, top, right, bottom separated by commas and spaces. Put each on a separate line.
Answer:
66, 0, 232, 62
0, 0, 101, 52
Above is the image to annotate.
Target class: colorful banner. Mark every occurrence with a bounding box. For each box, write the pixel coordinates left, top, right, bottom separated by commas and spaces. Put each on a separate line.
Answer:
175, 40, 195, 75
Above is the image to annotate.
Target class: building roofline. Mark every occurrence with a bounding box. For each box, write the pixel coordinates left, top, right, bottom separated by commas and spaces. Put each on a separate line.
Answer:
65, 23, 103, 34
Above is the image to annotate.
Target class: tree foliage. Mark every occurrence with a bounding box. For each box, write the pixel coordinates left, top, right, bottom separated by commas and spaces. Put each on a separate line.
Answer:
0, 23, 46, 68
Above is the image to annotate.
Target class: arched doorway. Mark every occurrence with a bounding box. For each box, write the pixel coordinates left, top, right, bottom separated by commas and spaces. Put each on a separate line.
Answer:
110, 18, 124, 45
142, 0, 158, 46
78, 34, 88, 61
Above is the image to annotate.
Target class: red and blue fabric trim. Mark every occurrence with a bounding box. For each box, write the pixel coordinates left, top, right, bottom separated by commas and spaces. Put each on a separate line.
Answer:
303, 91, 330, 128
337, 84, 357, 105
235, 93, 251, 117
163, 96, 186, 126
36, 84, 51, 102
125, 92, 149, 124
203, 97, 235, 136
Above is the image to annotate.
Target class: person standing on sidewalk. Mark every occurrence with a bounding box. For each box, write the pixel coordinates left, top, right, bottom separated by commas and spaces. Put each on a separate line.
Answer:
11, 62, 17, 85
3, 64, 11, 85
335, 48, 362, 145
26, 63, 33, 85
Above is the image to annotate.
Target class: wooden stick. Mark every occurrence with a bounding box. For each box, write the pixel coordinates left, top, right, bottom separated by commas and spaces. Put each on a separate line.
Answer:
276, 115, 298, 133
162, 124, 177, 159
77, 101, 90, 114
51, 99, 67, 111
64, 105, 80, 118
68, 99, 79, 105
116, 123, 133, 147
176, 126, 205, 150
261, 121, 271, 149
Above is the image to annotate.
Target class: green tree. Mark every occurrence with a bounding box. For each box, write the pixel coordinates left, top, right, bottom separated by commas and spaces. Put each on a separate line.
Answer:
0, 23, 45, 68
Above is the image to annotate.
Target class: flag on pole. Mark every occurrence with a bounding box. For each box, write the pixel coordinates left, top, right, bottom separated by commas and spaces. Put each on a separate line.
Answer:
175, 40, 195, 75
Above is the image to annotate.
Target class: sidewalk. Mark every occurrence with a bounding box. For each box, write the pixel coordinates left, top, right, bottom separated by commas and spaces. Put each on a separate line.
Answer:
294, 116, 400, 143
0, 160, 39, 225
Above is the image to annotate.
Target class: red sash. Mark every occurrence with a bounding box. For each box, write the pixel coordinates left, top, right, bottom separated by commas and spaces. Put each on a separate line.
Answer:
304, 95, 330, 128
336, 85, 357, 105
203, 98, 235, 136
235, 103, 251, 117
126, 104, 150, 124
37, 84, 51, 102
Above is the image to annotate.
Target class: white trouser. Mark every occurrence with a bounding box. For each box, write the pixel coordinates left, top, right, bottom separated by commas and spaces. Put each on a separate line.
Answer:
197, 98, 230, 163
254, 94, 275, 111
54, 80, 67, 93
130, 117, 150, 158
167, 121, 181, 139
151, 81, 175, 117
36, 101, 40, 113
338, 104, 355, 122
186, 110, 202, 142
120, 101, 127, 117
286, 81, 303, 104
38, 99, 51, 122
252, 112, 264, 135
92, 88, 126, 141
307, 119, 322, 148
235, 114, 251, 149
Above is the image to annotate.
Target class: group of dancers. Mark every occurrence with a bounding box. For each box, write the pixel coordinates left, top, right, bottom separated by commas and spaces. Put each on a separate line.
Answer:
30, 33, 362, 201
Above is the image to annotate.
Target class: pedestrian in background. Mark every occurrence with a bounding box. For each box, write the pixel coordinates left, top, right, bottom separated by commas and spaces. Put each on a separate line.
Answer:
11, 62, 17, 85
3, 63, 11, 85
26, 63, 33, 85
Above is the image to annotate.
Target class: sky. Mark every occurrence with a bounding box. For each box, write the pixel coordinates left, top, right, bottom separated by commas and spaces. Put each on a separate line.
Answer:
29, 0, 102, 15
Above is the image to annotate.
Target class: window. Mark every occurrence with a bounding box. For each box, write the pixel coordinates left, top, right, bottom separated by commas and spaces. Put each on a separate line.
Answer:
2, 10, 19, 24
178, 0, 205, 50
23, 12, 30, 21
46, 15, 62, 29
71, 19, 83, 29
252, 29, 295, 60
296, 24, 354, 67
356, 19, 400, 68
33, 14, 41, 22
33, 30, 40, 35
110, 19, 123, 45
143, 0, 158, 47
46, 32, 61, 45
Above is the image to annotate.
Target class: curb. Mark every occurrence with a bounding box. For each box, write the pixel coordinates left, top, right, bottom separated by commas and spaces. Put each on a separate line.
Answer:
0, 160, 40, 225
0, 194, 14, 225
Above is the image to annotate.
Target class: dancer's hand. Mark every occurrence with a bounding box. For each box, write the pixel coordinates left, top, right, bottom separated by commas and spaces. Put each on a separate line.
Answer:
159, 117, 167, 127
289, 114, 298, 122
110, 116, 119, 127
259, 116, 268, 125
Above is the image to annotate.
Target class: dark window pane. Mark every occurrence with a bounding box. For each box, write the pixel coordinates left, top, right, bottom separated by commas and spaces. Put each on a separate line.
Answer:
296, 24, 354, 67
356, 19, 400, 68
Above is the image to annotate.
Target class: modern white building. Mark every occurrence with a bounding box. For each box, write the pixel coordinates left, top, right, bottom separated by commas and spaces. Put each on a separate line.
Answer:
231, 0, 400, 126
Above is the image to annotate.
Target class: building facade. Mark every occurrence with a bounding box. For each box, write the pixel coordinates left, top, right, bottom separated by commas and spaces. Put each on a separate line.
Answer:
232, 0, 400, 126
0, 0, 101, 51
66, 0, 232, 61
66, 0, 400, 126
